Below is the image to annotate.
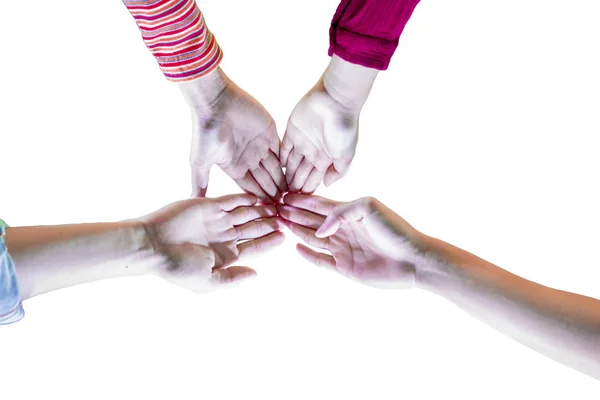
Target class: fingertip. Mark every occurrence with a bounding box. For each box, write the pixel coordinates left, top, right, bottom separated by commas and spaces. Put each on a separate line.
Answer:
264, 205, 278, 215
226, 266, 258, 283
296, 242, 308, 253
323, 173, 340, 187
271, 231, 285, 246
315, 229, 328, 238
257, 195, 274, 205
244, 193, 259, 205
282, 192, 303, 205
282, 192, 296, 205
273, 229, 286, 242
315, 219, 338, 238
295, 243, 312, 258
239, 268, 258, 281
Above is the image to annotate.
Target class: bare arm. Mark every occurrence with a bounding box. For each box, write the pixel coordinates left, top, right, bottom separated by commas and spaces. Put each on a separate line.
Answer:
418, 236, 600, 378
281, 194, 600, 379
5, 221, 154, 299
5, 194, 284, 302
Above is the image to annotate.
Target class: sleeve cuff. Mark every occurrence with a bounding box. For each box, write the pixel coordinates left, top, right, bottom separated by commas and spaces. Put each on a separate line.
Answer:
328, 26, 398, 71
0, 303, 25, 325
1, 221, 25, 326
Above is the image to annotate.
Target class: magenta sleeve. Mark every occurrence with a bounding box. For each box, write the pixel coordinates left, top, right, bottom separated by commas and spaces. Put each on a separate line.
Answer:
328, 0, 422, 70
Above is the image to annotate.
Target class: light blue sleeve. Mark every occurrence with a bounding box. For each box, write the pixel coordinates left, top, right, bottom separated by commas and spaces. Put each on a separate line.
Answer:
0, 219, 25, 325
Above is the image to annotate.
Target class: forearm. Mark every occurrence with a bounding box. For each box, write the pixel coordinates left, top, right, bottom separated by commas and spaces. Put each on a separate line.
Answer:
417, 235, 600, 379
5, 221, 157, 299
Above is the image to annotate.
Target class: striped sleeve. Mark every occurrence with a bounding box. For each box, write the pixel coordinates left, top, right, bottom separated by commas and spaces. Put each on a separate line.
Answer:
123, 0, 223, 82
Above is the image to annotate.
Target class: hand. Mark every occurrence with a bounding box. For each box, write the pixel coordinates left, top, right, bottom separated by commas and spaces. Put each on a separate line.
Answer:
281, 55, 378, 193
141, 194, 284, 293
179, 69, 286, 203
279, 194, 424, 289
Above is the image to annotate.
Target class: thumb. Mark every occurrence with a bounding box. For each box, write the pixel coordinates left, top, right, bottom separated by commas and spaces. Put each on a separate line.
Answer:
191, 163, 212, 197
323, 160, 349, 187
209, 266, 257, 287
315, 197, 374, 238
315, 211, 342, 238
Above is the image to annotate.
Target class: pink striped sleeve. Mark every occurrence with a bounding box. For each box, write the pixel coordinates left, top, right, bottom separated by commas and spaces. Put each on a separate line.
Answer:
123, 0, 223, 82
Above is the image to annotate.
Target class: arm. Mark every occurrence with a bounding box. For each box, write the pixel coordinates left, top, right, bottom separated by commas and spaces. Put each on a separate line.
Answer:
3, 194, 283, 311
417, 236, 600, 379
5, 221, 154, 299
281, 0, 422, 193
122, 0, 285, 202
281, 194, 600, 379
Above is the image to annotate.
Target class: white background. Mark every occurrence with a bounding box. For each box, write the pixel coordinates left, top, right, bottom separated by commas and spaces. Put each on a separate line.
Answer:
1, 0, 599, 398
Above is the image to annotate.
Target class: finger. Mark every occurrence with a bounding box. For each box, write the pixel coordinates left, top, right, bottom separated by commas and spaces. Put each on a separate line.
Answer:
228, 205, 278, 225
217, 193, 258, 212
289, 159, 314, 192
250, 165, 280, 202
234, 173, 271, 203
280, 137, 293, 167
262, 152, 287, 193
277, 204, 325, 230
209, 266, 257, 286
301, 168, 325, 194
323, 160, 350, 187
283, 193, 338, 215
232, 217, 283, 240
237, 231, 286, 258
191, 164, 211, 197
315, 214, 342, 239
315, 197, 375, 238
282, 220, 329, 250
296, 243, 336, 270
285, 149, 303, 184
270, 135, 281, 160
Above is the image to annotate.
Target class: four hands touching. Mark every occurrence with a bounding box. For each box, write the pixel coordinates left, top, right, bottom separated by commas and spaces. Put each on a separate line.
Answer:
7, 57, 600, 376
6, 0, 596, 387
5, 35, 600, 381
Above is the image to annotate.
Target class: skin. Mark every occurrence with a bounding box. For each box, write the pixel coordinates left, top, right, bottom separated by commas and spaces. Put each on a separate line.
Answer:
178, 55, 380, 200
6, 194, 285, 298
178, 69, 286, 203
281, 55, 379, 193
280, 193, 600, 380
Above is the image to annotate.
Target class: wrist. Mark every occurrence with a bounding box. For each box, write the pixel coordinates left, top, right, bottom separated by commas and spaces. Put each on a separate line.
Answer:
177, 67, 231, 116
322, 55, 378, 111
414, 235, 482, 299
413, 235, 454, 294
127, 219, 168, 276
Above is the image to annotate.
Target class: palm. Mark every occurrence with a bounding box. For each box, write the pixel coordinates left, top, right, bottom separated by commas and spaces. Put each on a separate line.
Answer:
281, 85, 359, 193
142, 194, 284, 292
328, 220, 416, 288
279, 194, 418, 289
190, 84, 286, 202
